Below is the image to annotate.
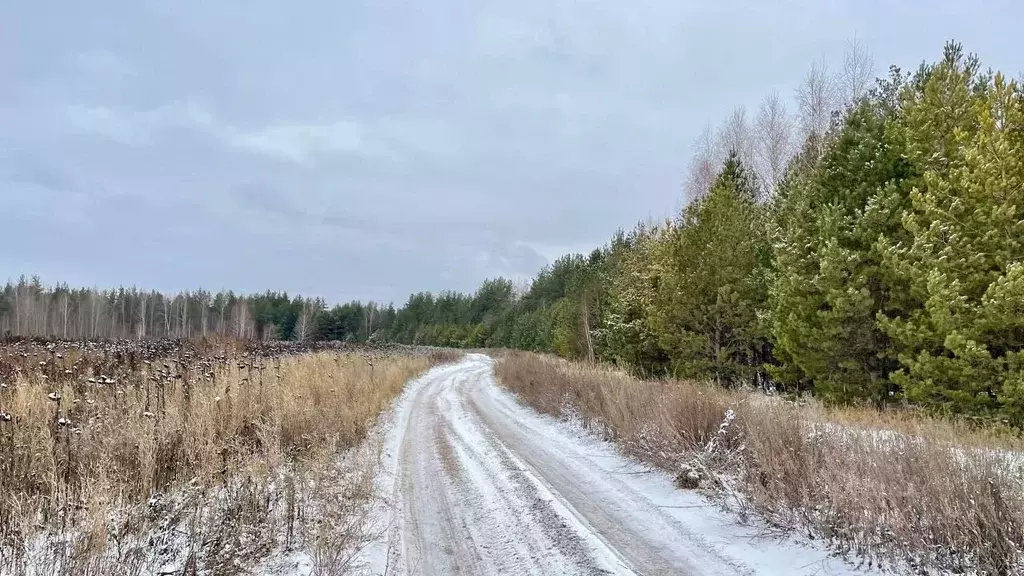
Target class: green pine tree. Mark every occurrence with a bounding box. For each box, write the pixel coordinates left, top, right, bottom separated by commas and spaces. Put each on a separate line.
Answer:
650, 152, 769, 386
879, 44, 1024, 422
598, 224, 672, 375
768, 70, 916, 404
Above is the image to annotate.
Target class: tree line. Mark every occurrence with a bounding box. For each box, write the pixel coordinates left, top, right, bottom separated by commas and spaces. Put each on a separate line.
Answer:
5, 42, 1023, 424
0, 275, 525, 347
384, 42, 1024, 425
0, 278, 394, 343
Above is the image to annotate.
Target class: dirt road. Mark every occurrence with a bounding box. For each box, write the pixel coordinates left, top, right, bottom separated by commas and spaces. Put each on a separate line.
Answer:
364, 354, 865, 576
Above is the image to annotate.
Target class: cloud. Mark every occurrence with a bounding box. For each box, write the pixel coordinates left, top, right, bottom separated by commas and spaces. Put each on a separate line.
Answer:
225, 116, 462, 166
65, 105, 147, 144
63, 101, 215, 145
480, 241, 550, 279
58, 98, 455, 169
227, 121, 366, 163
1, 152, 76, 194
74, 50, 136, 81
233, 182, 306, 220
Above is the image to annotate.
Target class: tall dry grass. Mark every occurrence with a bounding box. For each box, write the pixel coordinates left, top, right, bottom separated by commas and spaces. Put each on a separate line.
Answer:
0, 342, 447, 575
496, 350, 1024, 574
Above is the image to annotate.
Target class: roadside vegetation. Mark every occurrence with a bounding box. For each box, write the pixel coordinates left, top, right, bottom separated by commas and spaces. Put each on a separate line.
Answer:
0, 338, 455, 575
497, 351, 1024, 574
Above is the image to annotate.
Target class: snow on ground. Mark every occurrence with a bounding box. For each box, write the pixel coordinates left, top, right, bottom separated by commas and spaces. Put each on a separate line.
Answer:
357, 353, 881, 576
351, 361, 468, 575
808, 419, 1024, 470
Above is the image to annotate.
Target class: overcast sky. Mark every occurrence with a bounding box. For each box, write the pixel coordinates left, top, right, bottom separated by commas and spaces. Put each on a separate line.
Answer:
3, 0, 1022, 304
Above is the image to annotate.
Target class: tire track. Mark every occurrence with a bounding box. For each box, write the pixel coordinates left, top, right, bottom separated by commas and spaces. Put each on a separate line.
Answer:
379, 354, 851, 576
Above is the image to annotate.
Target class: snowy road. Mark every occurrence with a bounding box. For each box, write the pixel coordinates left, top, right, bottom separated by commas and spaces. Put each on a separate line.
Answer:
362, 354, 870, 576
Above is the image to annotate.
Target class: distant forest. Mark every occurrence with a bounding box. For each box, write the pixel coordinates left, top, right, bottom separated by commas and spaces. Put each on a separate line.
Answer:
5, 42, 1024, 424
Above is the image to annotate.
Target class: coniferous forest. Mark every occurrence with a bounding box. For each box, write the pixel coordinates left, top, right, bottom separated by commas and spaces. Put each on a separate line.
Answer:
5, 43, 1024, 424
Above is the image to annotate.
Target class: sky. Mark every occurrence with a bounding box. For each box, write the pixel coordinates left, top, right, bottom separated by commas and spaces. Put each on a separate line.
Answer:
2, 0, 1023, 305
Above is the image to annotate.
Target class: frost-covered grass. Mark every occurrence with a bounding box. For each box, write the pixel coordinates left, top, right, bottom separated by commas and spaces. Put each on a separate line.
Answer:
495, 351, 1024, 575
0, 342, 454, 575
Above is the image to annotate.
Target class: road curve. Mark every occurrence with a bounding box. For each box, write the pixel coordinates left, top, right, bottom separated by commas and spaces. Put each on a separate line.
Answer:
380, 354, 759, 576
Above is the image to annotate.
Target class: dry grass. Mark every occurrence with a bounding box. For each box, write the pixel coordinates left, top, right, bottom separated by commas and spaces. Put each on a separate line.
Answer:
0, 340, 451, 575
496, 350, 1024, 574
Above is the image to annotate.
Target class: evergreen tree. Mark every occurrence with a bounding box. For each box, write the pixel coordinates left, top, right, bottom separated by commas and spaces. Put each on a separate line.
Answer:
768, 72, 915, 403
880, 44, 1024, 421
650, 153, 768, 386
597, 224, 670, 375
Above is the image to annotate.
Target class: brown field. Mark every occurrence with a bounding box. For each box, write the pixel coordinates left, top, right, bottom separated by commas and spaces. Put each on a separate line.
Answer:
0, 338, 458, 576
495, 350, 1024, 575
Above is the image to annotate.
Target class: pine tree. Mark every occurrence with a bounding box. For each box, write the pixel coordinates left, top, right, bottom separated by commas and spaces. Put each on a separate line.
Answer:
650, 153, 768, 386
598, 224, 671, 375
880, 45, 1024, 422
768, 71, 915, 403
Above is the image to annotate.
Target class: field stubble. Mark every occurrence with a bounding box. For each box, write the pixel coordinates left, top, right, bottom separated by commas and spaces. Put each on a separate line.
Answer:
0, 338, 458, 575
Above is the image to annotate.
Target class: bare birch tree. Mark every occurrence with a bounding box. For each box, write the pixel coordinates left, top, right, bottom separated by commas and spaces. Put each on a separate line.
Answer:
295, 299, 314, 342
158, 295, 168, 336
177, 295, 190, 338
58, 290, 70, 339
119, 291, 127, 339
76, 291, 86, 339
233, 300, 252, 340
12, 280, 21, 335
92, 294, 104, 339
197, 291, 210, 337
717, 106, 755, 168
841, 36, 875, 106
684, 125, 723, 202
363, 302, 377, 342
796, 57, 839, 158
754, 90, 794, 199
137, 293, 150, 339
